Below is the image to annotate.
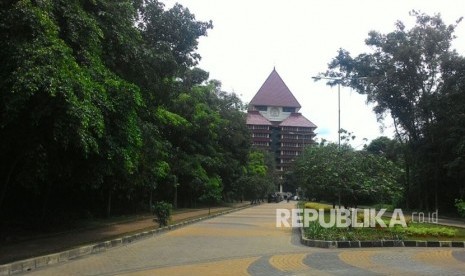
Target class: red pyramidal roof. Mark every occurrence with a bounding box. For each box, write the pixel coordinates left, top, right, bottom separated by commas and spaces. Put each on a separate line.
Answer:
249, 69, 301, 109
246, 111, 272, 125
279, 113, 317, 128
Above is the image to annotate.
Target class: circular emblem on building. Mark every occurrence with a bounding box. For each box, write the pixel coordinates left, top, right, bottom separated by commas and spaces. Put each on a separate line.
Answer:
270, 107, 279, 117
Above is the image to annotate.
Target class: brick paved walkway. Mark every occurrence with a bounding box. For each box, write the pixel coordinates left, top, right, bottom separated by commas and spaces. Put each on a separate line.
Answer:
0, 203, 250, 265
23, 202, 465, 275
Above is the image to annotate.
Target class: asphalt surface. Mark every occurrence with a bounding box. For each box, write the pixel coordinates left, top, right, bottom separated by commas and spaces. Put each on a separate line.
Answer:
26, 202, 465, 275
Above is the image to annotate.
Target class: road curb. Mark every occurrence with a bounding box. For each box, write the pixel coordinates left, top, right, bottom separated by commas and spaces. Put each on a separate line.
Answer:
0, 204, 252, 275
299, 227, 465, 249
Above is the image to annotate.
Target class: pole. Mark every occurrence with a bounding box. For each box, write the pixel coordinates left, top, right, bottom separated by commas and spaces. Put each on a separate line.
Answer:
312, 76, 367, 149
338, 82, 341, 150
337, 82, 341, 207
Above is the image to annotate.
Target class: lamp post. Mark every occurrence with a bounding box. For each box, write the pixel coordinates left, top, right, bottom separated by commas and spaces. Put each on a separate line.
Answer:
312, 76, 343, 149
312, 76, 366, 149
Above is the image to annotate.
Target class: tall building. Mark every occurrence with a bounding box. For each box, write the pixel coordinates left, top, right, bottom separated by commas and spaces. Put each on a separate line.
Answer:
246, 68, 317, 192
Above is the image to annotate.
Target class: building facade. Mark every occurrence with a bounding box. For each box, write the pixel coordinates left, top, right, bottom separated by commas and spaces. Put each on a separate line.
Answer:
246, 69, 317, 192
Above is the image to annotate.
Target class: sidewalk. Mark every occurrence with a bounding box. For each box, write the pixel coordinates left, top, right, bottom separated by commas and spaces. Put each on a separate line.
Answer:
385, 210, 465, 228
0, 202, 251, 265
435, 217, 465, 228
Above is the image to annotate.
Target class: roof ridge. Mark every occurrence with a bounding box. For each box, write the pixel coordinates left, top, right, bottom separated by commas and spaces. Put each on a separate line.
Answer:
249, 69, 301, 109
279, 113, 317, 128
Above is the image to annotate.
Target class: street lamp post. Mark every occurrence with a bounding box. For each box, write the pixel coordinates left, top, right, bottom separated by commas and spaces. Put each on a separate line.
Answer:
312, 76, 344, 207
337, 82, 341, 149
312, 76, 366, 149
312, 76, 342, 149
311, 76, 366, 208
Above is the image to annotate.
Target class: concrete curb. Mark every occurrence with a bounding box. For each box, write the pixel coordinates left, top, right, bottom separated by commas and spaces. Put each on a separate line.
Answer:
299, 227, 465, 249
0, 204, 252, 275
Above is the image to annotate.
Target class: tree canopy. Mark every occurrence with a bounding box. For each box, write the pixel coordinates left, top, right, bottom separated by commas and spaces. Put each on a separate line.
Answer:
319, 11, 465, 211
292, 142, 403, 208
0, 0, 252, 230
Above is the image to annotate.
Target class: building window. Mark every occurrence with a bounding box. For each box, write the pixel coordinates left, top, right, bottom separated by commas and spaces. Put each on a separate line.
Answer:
252, 133, 269, 138
282, 143, 300, 147
253, 141, 269, 147
253, 125, 269, 130
281, 151, 299, 156
282, 127, 298, 132
256, 106, 267, 111
282, 107, 295, 113
282, 134, 298, 140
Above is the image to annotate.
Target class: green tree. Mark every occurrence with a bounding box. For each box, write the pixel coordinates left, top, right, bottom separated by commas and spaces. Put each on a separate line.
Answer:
199, 175, 222, 214
215, 87, 251, 201
0, 0, 142, 219
0, 0, 217, 224
129, 1, 213, 210
240, 150, 276, 203
155, 77, 250, 207
319, 11, 464, 211
366, 136, 402, 162
293, 143, 403, 207
0, 0, 255, 234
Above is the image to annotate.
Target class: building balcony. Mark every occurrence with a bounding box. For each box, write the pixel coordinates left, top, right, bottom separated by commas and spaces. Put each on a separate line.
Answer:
279, 147, 305, 152
250, 129, 272, 134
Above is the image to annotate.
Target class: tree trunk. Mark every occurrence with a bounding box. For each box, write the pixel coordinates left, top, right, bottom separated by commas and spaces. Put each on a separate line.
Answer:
0, 155, 21, 214
173, 184, 178, 209
106, 190, 112, 218
405, 163, 410, 209
41, 181, 53, 221
149, 188, 153, 211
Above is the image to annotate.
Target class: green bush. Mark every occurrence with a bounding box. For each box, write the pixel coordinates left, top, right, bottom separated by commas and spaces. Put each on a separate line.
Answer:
455, 199, 465, 217
304, 202, 332, 211
305, 221, 327, 240
304, 222, 402, 241
395, 225, 456, 237
304, 220, 457, 241
152, 201, 172, 227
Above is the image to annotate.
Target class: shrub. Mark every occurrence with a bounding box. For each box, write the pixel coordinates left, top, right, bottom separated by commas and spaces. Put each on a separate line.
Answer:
152, 201, 172, 227
305, 221, 327, 240
455, 199, 465, 217
394, 225, 457, 237
304, 202, 332, 211
304, 221, 403, 241
403, 215, 413, 226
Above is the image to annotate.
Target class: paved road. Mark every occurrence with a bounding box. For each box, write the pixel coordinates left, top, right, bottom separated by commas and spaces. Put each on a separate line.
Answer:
28, 202, 465, 275
1, 205, 250, 264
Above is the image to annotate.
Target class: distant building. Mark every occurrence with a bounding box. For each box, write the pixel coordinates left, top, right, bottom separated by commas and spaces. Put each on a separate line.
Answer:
246, 68, 317, 192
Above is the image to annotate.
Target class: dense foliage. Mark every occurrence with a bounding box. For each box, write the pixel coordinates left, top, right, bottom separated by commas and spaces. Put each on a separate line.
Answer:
0, 0, 256, 230
152, 201, 172, 227
293, 142, 403, 207
238, 150, 277, 202
318, 11, 465, 212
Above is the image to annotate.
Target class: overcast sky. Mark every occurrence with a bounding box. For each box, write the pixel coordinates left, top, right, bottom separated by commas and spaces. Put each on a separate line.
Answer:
164, 0, 464, 147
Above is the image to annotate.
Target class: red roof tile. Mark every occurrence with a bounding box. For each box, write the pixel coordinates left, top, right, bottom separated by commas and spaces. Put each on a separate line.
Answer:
279, 113, 317, 128
246, 111, 272, 125
249, 69, 301, 109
